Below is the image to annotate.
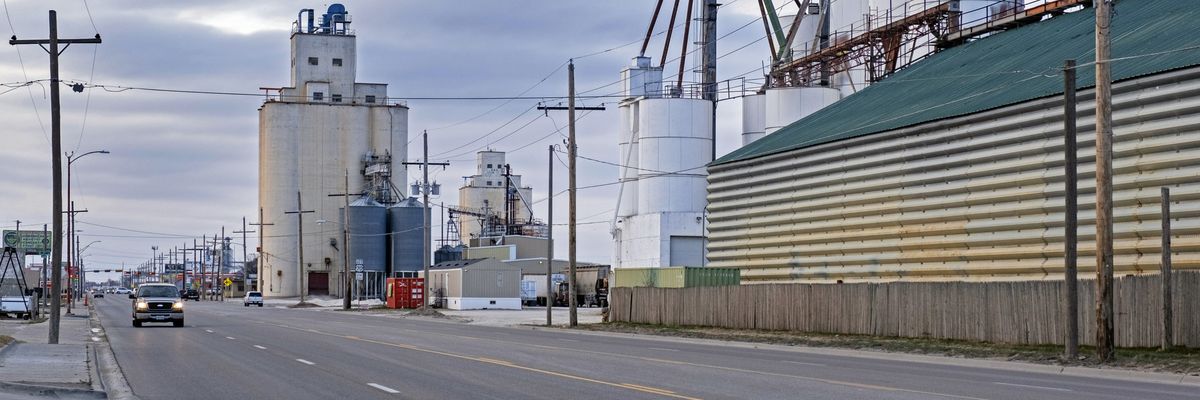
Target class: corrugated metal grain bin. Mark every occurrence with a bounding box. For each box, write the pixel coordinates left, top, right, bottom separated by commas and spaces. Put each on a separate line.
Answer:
612, 267, 740, 288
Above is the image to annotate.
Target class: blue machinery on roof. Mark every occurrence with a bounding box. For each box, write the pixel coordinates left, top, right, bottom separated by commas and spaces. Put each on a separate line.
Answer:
296, 4, 351, 35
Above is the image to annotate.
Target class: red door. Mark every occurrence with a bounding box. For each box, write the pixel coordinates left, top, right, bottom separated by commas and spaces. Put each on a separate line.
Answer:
308, 272, 328, 296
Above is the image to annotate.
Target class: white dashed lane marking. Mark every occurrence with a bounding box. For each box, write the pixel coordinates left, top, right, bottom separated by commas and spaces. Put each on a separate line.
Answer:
992, 382, 1072, 392
296, 359, 315, 365
253, 345, 267, 350
367, 383, 400, 394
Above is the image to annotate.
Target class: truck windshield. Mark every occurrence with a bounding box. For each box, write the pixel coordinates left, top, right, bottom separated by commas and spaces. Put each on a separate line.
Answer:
137, 286, 179, 298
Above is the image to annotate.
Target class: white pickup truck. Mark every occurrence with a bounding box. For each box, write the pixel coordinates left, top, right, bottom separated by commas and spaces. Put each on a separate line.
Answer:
0, 295, 32, 319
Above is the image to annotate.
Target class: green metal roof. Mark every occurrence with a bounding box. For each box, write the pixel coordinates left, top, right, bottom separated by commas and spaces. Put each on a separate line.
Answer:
714, 0, 1200, 166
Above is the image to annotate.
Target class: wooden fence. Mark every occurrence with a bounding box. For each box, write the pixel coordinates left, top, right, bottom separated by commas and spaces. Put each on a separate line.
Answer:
609, 272, 1200, 348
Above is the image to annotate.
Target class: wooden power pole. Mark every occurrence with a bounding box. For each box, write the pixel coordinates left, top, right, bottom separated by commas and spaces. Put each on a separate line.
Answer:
249, 208, 273, 293
9, 10, 101, 344
1161, 187, 1173, 350
1093, 0, 1115, 362
537, 61, 605, 327
1063, 59, 1079, 359
402, 132, 449, 310
284, 192, 314, 304
546, 145, 554, 326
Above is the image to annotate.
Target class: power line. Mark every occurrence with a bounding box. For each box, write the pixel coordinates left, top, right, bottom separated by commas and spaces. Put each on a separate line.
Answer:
2, 0, 50, 147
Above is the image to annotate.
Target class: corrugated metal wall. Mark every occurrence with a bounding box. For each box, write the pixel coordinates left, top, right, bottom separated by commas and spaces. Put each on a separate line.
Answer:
708, 67, 1200, 283
461, 268, 520, 298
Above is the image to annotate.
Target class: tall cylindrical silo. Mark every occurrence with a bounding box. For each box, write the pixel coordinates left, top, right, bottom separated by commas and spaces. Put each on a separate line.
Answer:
259, 104, 302, 297
636, 98, 713, 214
389, 197, 424, 272
616, 103, 639, 218
778, 9, 823, 58
344, 197, 388, 273
764, 87, 841, 135
741, 94, 766, 146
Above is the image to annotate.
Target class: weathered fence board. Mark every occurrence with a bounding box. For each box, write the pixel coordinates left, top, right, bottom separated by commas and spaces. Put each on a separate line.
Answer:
609, 272, 1200, 348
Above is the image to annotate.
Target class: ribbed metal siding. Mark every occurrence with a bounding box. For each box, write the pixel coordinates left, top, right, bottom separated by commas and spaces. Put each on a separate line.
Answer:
461, 268, 520, 298
708, 67, 1200, 283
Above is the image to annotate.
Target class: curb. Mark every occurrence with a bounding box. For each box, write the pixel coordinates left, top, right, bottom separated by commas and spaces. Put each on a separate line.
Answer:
522, 325, 1200, 387
0, 381, 107, 399
88, 304, 139, 400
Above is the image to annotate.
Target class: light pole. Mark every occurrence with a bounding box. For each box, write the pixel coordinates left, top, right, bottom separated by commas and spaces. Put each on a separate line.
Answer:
151, 246, 158, 283
66, 150, 108, 304
79, 240, 99, 294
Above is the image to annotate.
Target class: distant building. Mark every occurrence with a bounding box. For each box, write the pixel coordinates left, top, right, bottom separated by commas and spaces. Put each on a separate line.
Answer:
259, 4, 409, 298
456, 151, 535, 241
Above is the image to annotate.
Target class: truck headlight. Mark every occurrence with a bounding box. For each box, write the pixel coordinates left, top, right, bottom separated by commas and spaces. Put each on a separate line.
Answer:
136, 301, 148, 310
172, 301, 183, 310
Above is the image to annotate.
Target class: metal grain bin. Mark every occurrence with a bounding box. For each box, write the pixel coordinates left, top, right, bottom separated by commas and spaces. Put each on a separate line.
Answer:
389, 197, 424, 272
342, 197, 387, 272
612, 267, 740, 288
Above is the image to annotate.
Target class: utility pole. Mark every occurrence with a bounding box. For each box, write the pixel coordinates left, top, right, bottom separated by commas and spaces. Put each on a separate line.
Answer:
566, 61, 578, 327
249, 208, 273, 293
537, 61, 605, 327
186, 239, 203, 300
220, 227, 227, 299
546, 145, 554, 326
234, 218, 254, 293
1093, 0, 1115, 363
1161, 187, 1173, 350
1063, 59, 1079, 359
11, 13, 101, 343
285, 192, 314, 303
701, 0, 719, 161
328, 170, 354, 310
402, 132, 449, 310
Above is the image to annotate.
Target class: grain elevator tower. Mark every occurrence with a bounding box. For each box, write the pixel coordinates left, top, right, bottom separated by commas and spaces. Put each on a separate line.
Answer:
259, 4, 409, 299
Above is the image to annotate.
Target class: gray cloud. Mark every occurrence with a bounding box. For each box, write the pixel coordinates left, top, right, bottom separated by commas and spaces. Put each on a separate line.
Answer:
1, 0, 782, 281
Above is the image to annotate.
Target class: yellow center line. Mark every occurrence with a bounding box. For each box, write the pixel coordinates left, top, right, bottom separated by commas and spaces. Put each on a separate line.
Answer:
387, 328, 987, 400
623, 383, 679, 395
269, 324, 701, 400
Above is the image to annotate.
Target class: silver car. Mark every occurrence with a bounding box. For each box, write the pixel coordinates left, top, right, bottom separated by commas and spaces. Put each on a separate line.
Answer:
130, 284, 184, 327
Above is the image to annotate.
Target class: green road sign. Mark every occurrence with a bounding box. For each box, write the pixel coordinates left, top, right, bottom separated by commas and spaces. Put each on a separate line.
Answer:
2, 230, 52, 255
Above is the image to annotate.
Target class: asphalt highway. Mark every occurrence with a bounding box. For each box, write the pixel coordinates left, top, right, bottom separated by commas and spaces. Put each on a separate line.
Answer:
93, 296, 1200, 400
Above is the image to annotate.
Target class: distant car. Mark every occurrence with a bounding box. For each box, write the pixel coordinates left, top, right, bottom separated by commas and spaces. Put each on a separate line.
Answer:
244, 291, 263, 307
181, 289, 199, 301
93, 290, 104, 298
115, 288, 132, 295
130, 283, 184, 327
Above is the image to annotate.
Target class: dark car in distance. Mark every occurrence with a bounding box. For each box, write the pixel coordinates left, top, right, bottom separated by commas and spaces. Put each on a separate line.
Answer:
181, 289, 200, 301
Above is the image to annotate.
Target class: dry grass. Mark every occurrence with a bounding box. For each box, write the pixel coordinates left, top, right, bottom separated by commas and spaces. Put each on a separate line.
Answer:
580, 322, 1200, 376
0, 335, 13, 350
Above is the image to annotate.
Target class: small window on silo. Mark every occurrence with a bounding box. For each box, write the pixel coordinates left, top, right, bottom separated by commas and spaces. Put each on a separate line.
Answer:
312, 92, 324, 101
332, 58, 343, 67
486, 181, 492, 186
487, 164, 493, 169
308, 57, 318, 65
365, 95, 376, 103
332, 94, 343, 102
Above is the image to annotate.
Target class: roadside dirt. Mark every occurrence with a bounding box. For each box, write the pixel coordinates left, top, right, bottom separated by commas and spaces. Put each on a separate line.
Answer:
579, 322, 1200, 375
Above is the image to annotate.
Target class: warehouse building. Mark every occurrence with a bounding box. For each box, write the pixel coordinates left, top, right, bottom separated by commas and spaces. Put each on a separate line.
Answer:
708, 1, 1200, 283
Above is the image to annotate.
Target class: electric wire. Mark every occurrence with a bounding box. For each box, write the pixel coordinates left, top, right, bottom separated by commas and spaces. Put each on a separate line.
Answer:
2, 0, 50, 146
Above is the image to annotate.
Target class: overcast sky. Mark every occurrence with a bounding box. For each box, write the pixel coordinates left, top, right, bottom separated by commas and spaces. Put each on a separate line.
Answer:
0, 0, 796, 283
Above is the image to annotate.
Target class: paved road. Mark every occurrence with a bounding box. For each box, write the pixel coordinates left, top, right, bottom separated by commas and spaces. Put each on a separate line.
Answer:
93, 297, 1199, 400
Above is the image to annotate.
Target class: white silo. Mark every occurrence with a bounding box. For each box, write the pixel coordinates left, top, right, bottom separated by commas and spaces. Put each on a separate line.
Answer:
740, 94, 766, 146
259, 4, 408, 299
763, 86, 841, 135
616, 57, 663, 219
613, 55, 712, 268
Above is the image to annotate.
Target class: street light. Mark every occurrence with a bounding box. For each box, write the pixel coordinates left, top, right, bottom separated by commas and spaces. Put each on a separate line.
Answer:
65, 150, 108, 308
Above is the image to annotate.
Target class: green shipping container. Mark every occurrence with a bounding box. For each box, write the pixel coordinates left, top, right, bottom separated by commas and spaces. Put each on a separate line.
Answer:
612, 267, 740, 288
